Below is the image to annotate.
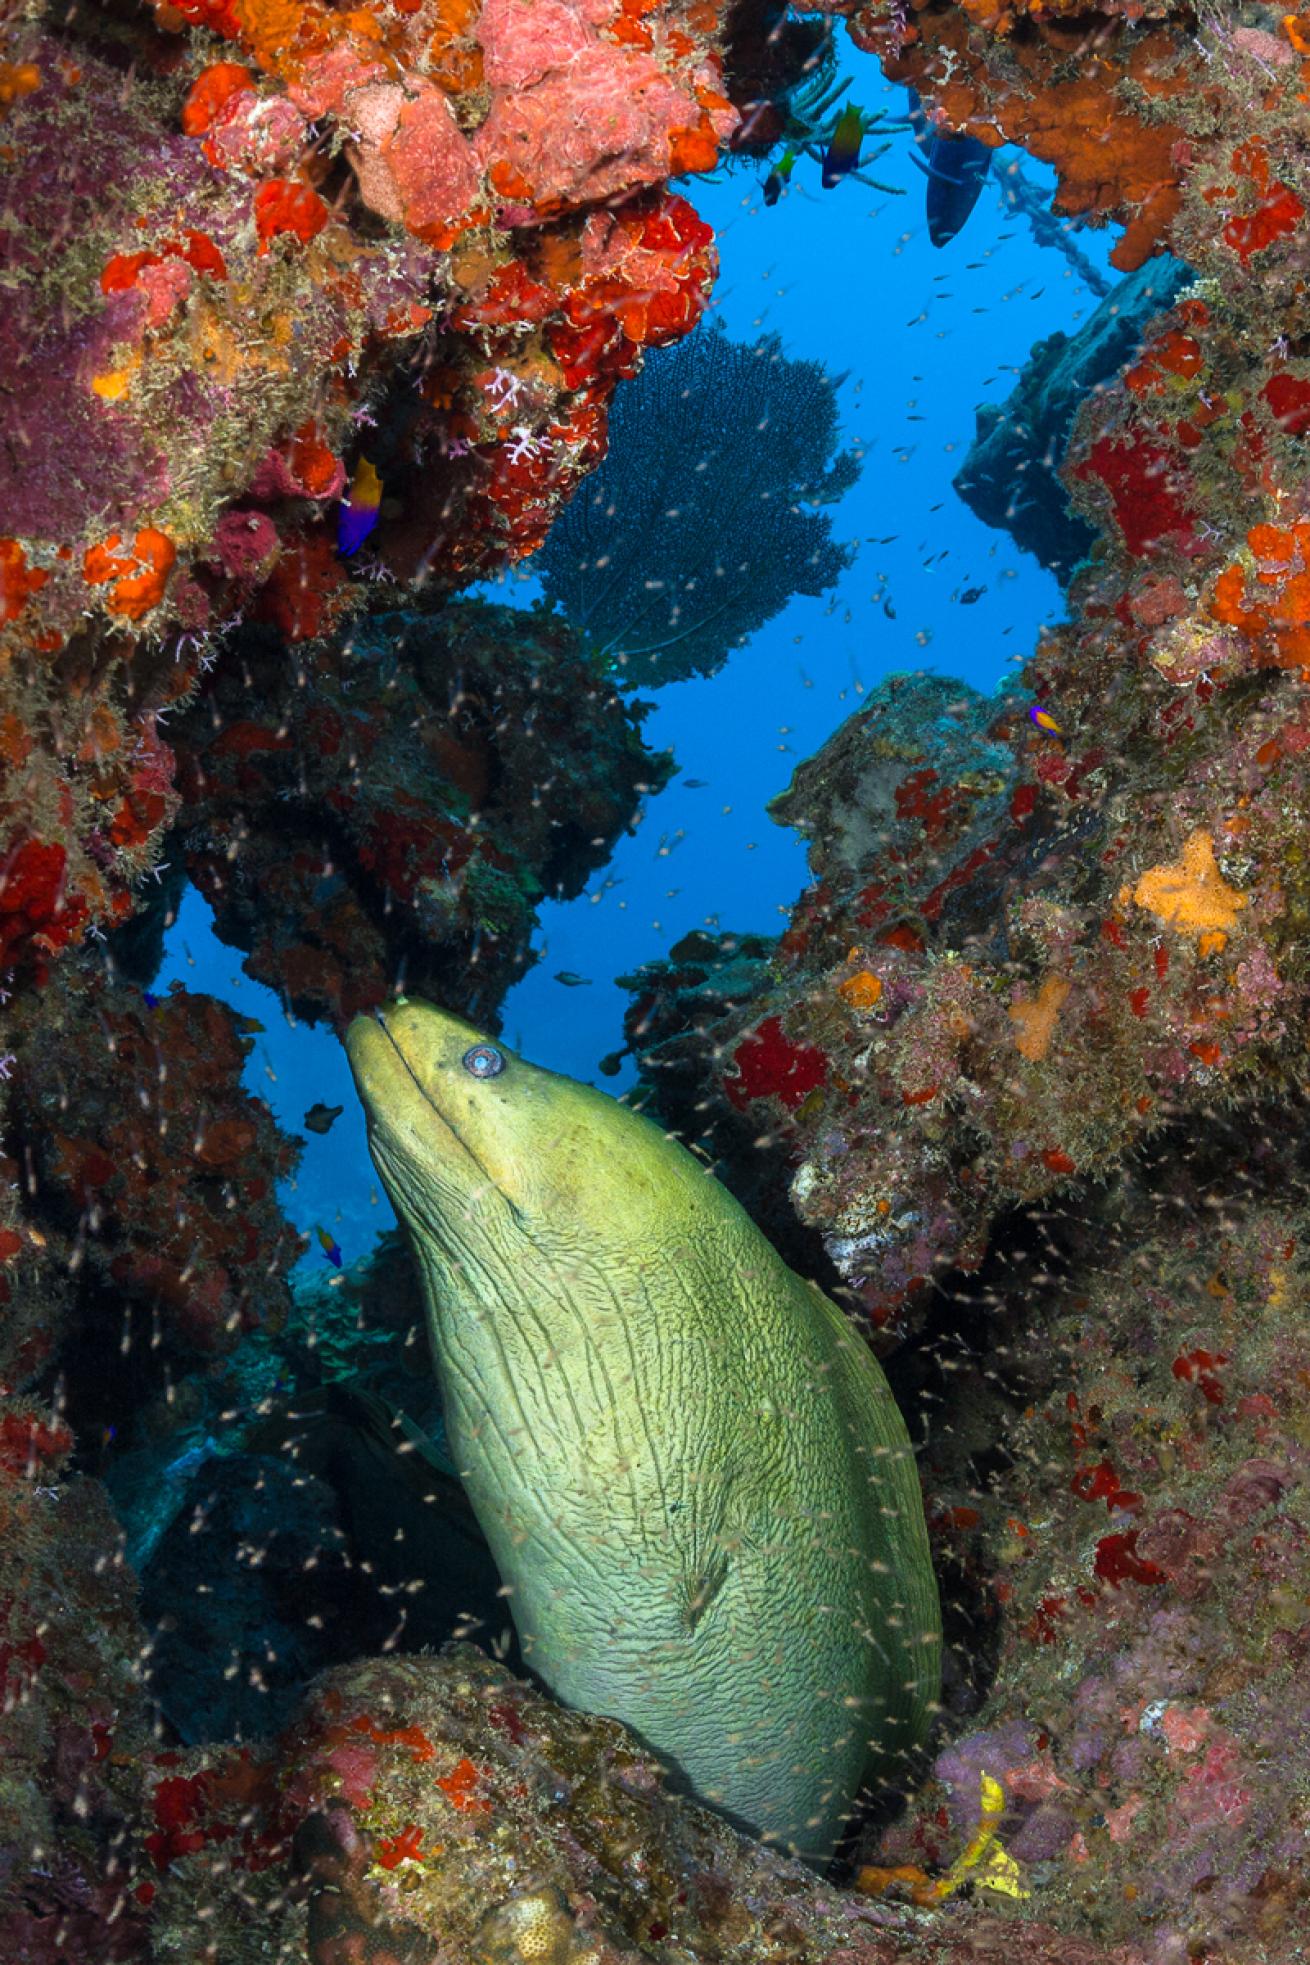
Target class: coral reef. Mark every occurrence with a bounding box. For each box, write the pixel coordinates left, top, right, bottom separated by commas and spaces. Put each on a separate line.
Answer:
4, 0, 1310, 1956
615, 20, 1310, 1332
0, 1415, 157, 1963
169, 600, 671, 1024
0, 971, 302, 1460
0, 0, 750, 984
141, 1645, 1133, 1964
868, 1111, 1310, 1960
818, 0, 1202, 272
954, 257, 1190, 580
112, 1234, 510, 1745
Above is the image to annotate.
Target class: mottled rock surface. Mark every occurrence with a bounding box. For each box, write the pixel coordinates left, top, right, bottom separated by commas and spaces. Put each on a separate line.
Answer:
145, 1646, 1139, 1965
954, 258, 1191, 578
169, 601, 672, 1025
873, 1110, 1310, 1961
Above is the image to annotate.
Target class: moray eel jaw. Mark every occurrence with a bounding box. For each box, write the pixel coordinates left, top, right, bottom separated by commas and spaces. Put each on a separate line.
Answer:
345, 997, 942, 1864
344, 1003, 525, 1239
346, 998, 695, 1243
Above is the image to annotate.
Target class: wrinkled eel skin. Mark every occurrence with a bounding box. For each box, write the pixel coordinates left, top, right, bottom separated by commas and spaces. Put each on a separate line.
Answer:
345, 999, 941, 1860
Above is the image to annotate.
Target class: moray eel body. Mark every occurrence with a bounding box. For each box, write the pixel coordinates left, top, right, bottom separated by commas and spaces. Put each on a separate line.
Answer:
345, 1000, 941, 1859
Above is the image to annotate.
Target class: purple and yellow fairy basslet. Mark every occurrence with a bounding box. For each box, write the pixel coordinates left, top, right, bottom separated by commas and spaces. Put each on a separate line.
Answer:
337, 457, 383, 557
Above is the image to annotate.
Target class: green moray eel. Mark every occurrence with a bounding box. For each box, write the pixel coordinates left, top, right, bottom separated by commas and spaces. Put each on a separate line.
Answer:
345, 999, 941, 1859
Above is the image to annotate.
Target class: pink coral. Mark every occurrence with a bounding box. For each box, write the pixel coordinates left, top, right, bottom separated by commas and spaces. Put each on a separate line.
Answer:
211, 509, 280, 581
474, 44, 731, 211
203, 89, 310, 174
344, 81, 482, 236
134, 257, 192, 329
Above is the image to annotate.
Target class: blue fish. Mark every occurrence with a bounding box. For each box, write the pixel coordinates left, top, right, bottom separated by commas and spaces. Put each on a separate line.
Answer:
337, 457, 383, 557
821, 104, 865, 189
906, 90, 993, 247
142, 990, 162, 1010
315, 1223, 343, 1268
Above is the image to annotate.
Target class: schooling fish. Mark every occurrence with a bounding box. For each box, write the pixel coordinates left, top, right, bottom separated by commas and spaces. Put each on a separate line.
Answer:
822, 103, 866, 189
314, 1223, 343, 1268
906, 89, 993, 247
345, 999, 941, 1861
303, 1101, 344, 1135
337, 456, 383, 557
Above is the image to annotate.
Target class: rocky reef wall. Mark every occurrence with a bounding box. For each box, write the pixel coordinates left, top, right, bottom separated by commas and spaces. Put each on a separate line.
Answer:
2, 0, 1309, 1959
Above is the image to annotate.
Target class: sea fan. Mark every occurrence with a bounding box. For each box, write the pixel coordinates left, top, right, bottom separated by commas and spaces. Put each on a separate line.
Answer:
536, 319, 859, 687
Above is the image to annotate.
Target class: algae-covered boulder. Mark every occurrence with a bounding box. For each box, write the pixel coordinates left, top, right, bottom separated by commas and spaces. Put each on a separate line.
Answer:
144, 1646, 1133, 1965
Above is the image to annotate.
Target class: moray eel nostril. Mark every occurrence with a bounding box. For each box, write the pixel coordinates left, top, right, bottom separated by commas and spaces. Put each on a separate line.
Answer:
344, 995, 941, 1862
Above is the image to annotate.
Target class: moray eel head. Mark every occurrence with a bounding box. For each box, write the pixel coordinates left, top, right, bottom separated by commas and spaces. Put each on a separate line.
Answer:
346, 996, 689, 1250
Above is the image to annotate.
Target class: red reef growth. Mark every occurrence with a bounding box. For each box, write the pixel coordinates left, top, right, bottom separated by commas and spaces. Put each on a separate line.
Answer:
11, 981, 301, 1358
725, 1016, 828, 1112
253, 177, 329, 250
1208, 140, 1305, 265
1072, 433, 1197, 560
0, 0, 746, 975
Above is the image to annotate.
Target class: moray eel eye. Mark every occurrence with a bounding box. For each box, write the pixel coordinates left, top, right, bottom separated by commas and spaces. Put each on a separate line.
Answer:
461, 1043, 505, 1080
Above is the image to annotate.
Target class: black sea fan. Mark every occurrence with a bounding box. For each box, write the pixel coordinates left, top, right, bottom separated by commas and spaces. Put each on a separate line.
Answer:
536, 319, 859, 688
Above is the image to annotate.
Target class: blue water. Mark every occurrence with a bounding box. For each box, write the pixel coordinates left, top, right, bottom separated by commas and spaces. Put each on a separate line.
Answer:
155, 52, 1118, 1274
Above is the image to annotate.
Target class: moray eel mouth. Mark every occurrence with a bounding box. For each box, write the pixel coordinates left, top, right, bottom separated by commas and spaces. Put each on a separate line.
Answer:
358, 1007, 509, 1199
344, 1000, 534, 1245
346, 996, 676, 1252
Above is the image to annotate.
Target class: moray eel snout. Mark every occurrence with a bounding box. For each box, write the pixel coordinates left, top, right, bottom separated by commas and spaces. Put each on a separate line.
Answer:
346, 997, 941, 1862
348, 999, 659, 1232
